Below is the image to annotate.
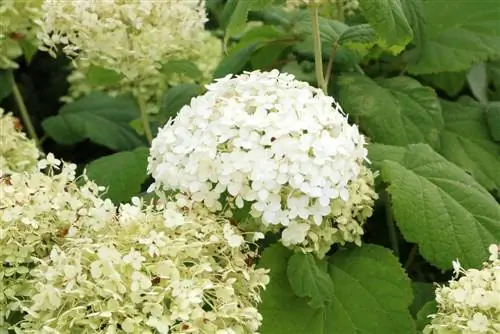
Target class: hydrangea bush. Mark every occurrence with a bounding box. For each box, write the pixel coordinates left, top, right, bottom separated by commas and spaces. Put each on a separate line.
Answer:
148, 70, 377, 257
1, 0, 500, 333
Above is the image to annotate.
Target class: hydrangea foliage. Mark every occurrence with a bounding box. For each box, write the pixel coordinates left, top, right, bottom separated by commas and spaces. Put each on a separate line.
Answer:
148, 70, 377, 257
0, 108, 40, 174
424, 244, 500, 334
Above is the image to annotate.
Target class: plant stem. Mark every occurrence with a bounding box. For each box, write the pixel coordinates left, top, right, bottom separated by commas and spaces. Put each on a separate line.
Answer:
310, 4, 327, 94
11, 77, 41, 149
404, 244, 418, 270
138, 96, 153, 144
384, 192, 399, 257
324, 43, 338, 84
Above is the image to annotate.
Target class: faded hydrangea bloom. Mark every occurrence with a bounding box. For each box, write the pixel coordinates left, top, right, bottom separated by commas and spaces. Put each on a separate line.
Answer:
0, 0, 42, 68
37, 0, 208, 81
17, 199, 269, 333
0, 157, 115, 331
148, 70, 377, 257
424, 244, 500, 334
0, 108, 40, 173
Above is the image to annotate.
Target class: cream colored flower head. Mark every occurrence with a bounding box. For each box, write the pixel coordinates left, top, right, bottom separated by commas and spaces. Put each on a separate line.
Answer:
148, 69, 377, 257
0, 108, 40, 173
0, 156, 115, 330
38, 0, 208, 80
0, 0, 43, 68
424, 244, 500, 333
17, 199, 269, 333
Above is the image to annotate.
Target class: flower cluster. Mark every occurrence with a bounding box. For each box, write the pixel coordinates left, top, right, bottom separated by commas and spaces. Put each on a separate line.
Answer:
17, 199, 269, 333
0, 0, 43, 68
0, 108, 40, 174
148, 70, 376, 257
0, 155, 114, 331
61, 31, 222, 113
424, 245, 500, 334
38, 0, 208, 81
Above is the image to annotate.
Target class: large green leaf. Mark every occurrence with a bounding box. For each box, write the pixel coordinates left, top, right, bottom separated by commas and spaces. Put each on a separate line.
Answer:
408, 1, 500, 74
158, 84, 203, 125
379, 144, 500, 269
487, 103, 500, 141
358, 0, 413, 54
287, 253, 334, 309
85, 65, 124, 86
85, 147, 149, 204
42, 92, 146, 151
466, 63, 488, 105
401, 0, 426, 58
410, 282, 435, 318
337, 74, 443, 149
419, 71, 466, 97
258, 244, 415, 334
213, 44, 257, 78
439, 99, 500, 193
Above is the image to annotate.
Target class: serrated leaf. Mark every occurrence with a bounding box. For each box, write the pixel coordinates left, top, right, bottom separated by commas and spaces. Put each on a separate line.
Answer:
287, 253, 334, 309
158, 84, 202, 125
379, 144, 500, 269
0, 70, 12, 102
85, 148, 149, 203
408, 1, 500, 74
42, 92, 146, 151
419, 71, 466, 97
401, 0, 426, 58
439, 99, 500, 193
258, 244, 415, 334
337, 74, 443, 149
213, 44, 257, 78
368, 143, 407, 170
410, 282, 435, 318
487, 103, 500, 141
416, 301, 437, 331
358, 0, 412, 54
467, 62, 488, 105
161, 60, 203, 80
85, 65, 124, 86
338, 24, 377, 54
225, 1, 252, 40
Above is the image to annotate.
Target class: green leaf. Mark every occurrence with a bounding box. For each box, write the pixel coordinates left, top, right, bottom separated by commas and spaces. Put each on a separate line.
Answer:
250, 43, 291, 69
368, 143, 407, 170
287, 253, 334, 309
487, 103, 500, 141
281, 61, 316, 84
415, 301, 437, 332
407, 1, 500, 74
161, 60, 202, 80
467, 63, 488, 105
337, 74, 443, 149
42, 92, 146, 151
410, 282, 435, 318
158, 84, 202, 125
225, 0, 272, 40
0, 70, 12, 102
379, 144, 500, 269
18, 39, 38, 64
439, 99, 500, 192
358, 0, 413, 54
258, 244, 415, 334
337, 24, 377, 55
85, 147, 149, 203
401, 0, 426, 58
85, 65, 124, 86
419, 71, 466, 97
213, 44, 257, 78
487, 60, 500, 90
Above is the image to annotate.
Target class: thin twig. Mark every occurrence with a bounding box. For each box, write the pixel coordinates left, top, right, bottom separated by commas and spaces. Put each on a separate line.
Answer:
384, 191, 399, 257
309, 5, 327, 94
404, 244, 419, 270
137, 96, 153, 144
324, 43, 338, 85
11, 76, 41, 149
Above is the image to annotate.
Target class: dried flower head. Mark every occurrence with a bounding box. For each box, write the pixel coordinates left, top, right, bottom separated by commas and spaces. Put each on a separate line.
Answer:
148, 70, 376, 257
0, 108, 40, 173
17, 199, 269, 333
424, 245, 500, 333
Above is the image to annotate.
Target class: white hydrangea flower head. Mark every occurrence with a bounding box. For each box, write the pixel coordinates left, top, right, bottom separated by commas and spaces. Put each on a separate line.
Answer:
148, 69, 376, 257
38, 0, 208, 81
0, 108, 40, 173
61, 31, 222, 114
0, 0, 43, 68
17, 200, 269, 333
0, 157, 115, 331
424, 244, 500, 334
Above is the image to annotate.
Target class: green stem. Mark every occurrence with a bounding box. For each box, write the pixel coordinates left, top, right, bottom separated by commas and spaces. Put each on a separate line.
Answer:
384, 192, 399, 257
404, 244, 418, 270
138, 96, 153, 145
310, 5, 327, 94
336, 0, 345, 22
11, 77, 41, 149
324, 43, 338, 85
